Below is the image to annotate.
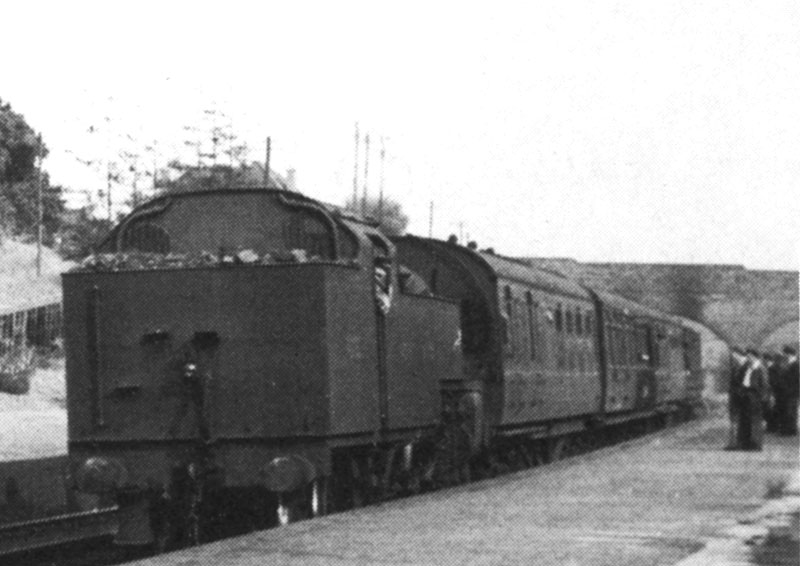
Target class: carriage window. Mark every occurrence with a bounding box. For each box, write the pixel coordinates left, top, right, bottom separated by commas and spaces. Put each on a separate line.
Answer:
526, 292, 537, 360
606, 326, 617, 365
585, 313, 593, 336
554, 303, 563, 332
575, 308, 583, 335
613, 327, 628, 366
565, 308, 573, 334
1, 315, 12, 341
503, 286, 513, 352
609, 327, 619, 364
628, 331, 639, 364
637, 328, 650, 363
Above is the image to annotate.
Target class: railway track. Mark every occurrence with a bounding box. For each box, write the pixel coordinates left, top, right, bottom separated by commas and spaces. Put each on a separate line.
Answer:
0, 508, 118, 557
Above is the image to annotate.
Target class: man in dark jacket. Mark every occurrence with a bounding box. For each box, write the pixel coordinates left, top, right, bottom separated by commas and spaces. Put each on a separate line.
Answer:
778, 346, 799, 436
734, 349, 768, 450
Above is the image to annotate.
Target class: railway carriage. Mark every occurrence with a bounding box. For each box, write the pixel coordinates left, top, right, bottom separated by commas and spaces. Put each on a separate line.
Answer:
394, 236, 702, 463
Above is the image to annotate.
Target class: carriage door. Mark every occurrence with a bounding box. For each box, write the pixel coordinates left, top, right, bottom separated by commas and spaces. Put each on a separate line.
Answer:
635, 325, 658, 407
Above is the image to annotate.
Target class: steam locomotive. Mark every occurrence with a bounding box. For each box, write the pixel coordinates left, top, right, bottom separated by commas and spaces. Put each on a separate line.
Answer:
62, 188, 702, 548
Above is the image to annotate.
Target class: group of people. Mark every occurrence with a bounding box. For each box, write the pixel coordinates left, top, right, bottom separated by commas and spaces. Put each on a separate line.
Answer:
727, 345, 799, 451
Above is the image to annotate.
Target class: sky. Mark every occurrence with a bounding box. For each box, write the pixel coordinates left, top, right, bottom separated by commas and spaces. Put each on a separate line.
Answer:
2, 1, 798, 270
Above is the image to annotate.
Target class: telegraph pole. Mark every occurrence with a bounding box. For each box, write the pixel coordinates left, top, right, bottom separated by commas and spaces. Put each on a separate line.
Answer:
104, 105, 113, 222
264, 137, 271, 187
352, 122, 359, 208
36, 134, 43, 276
362, 133, 370, 216
106, 166, 113, 222
131, 154, 139, 207
378, 136, 385, 222
428, 201, 434, 238
148, 141, 158, 194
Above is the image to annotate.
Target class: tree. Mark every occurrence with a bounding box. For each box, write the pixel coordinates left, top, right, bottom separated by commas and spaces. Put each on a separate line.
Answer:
0, 99, 39, 183
344, 195, 409, 236
57, 206, 113, 260
153, 106, 253, 193
154, 160, 289, 195
0, 98, 65, 243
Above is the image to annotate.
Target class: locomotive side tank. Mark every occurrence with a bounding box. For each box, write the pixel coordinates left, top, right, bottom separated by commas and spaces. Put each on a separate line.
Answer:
63, 189, 461, 545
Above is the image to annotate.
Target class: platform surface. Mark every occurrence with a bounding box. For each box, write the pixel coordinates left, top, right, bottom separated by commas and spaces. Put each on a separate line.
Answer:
0, 410, 66, 462
131, 417, 799, 566
0, 358, 67, 462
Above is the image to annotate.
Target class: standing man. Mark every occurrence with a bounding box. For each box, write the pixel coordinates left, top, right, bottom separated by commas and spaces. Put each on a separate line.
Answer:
736, 349, 768, 451
725, 347, 748, 450
779, 346, 799, 436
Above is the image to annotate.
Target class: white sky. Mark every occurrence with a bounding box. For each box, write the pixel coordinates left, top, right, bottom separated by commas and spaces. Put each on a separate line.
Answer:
2, 1, 798, 270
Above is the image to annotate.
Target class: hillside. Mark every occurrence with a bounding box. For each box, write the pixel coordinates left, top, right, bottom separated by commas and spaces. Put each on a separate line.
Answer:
0, 239, 73, 313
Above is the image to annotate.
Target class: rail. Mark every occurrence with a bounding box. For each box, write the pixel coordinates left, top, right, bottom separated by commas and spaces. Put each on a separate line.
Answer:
0, 508, 118, 556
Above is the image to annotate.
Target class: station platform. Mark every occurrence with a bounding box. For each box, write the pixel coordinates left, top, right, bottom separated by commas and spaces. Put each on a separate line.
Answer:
0, 410, 69, 523
129, 416, 799, 566
0, 360, 70, 522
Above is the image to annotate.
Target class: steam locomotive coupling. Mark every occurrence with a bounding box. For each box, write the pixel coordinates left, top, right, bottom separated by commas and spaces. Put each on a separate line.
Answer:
62, 188, 702, 548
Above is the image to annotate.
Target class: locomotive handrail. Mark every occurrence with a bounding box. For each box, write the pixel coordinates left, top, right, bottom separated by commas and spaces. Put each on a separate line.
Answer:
110, 196, 174, 252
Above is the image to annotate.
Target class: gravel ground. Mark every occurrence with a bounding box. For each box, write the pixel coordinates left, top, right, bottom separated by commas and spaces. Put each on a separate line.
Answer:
0, 357, 67, 461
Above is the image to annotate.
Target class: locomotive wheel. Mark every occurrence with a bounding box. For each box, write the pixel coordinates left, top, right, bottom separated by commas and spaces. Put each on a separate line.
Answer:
405, 471, 422, 495
148, 494, 198, 553
275, 490, 303, 526
152, 513, 174, 554
275, 479, 328, 526
348, 456, 372, 508
458, 461, 472, 483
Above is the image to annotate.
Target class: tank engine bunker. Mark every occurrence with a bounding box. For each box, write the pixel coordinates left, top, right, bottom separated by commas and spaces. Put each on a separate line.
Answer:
62, 189, 461, 544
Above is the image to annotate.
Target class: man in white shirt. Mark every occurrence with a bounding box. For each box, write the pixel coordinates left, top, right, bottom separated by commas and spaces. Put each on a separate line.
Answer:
725, 347, 747, 450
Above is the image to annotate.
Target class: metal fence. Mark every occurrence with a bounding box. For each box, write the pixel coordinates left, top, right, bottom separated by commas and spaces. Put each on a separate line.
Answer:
0, 303, 62, 350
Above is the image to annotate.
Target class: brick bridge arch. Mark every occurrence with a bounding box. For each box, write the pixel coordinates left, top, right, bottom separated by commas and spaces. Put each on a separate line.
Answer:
757, 318, 799, 351
523, 259, 798, 350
